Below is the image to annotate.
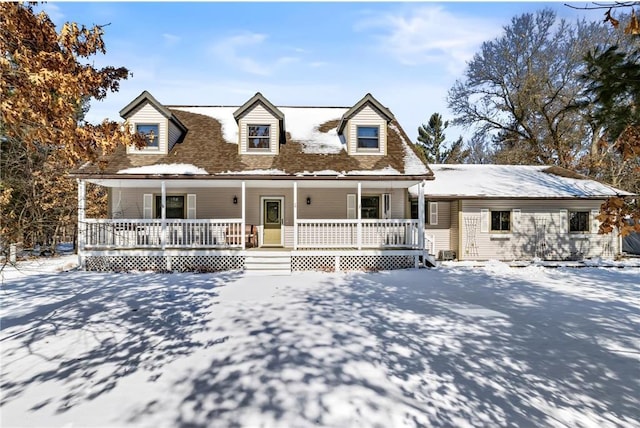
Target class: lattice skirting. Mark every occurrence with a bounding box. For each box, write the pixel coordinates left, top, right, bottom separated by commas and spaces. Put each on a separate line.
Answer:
292, 254, 416, 272
85, 255, 244, 272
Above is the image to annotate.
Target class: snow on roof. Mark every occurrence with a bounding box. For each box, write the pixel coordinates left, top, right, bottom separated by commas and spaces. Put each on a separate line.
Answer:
389, 124, 430, 176
118, 164, 208, 175
218, 169, 288, 175
279, 107, 346, 154
170, 106, 347, 154
172, 106, 238, 143
409, 164, 632, 199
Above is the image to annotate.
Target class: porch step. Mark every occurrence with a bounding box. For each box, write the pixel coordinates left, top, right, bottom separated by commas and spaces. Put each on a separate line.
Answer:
244, 252, 292, 275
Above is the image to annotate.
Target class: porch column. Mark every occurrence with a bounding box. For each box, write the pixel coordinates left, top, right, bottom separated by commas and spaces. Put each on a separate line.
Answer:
357, 182, 362, 250
77, 178, 86, 268
293, 181, 298, 250
161, 181, 166, 249
418, 180, 425, 250
241, 181, 246, 250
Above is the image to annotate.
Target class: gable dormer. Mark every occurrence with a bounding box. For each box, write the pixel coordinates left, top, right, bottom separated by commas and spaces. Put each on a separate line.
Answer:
233, 92, 284, 155
338, 93, 394, 156
120, 91, 187, 155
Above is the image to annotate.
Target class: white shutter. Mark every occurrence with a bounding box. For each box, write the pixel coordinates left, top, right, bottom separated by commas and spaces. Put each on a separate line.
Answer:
591, 209, 600, 234
143, 194, 153, 219
429, 202, 438, 225
187, 194, 197, 219
480, 209, 489, 233
559, 209, 568, 234
383, 193, 391, 219
512, 209, 521, 233
347, 194, 357, 219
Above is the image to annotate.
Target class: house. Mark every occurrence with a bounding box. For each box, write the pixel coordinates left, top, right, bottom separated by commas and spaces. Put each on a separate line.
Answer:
71, 91, 434, 273
409, 164, 633, 261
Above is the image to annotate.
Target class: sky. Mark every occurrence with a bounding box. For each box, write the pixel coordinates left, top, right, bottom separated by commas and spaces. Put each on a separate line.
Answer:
38, 1, 598, 142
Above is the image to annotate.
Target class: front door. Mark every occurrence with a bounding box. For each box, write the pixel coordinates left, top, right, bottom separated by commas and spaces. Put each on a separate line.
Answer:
262, 198, 283, 246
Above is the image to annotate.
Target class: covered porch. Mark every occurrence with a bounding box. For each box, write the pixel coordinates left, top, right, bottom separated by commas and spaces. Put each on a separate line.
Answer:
77, 177, 431, 271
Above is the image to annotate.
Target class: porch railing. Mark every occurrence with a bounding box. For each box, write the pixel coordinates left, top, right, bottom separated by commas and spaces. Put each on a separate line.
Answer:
83, 219, 243, 249
297, 219, 421, 249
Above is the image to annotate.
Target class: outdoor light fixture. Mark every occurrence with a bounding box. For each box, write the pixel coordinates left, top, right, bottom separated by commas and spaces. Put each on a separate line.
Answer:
306, 197, 311, 205
233, 196, 238, 204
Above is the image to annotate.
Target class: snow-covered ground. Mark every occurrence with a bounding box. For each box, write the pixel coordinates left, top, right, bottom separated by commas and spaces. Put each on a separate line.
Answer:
1, 258, 639, 427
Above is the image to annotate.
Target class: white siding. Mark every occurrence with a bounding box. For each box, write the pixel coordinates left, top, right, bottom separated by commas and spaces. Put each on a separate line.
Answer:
126, 103, 169, 155
346, 105, 387, 156
459, 199, 618, 261
238, 103, 279, 155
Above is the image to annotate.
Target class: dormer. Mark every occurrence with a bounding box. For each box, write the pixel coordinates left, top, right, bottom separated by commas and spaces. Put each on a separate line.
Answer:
233, 92, 285, 155
338, 93, 394, 156
120, 91, 187, 155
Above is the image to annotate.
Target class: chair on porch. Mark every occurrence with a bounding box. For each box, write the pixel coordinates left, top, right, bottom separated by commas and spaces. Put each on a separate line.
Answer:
226, 224, 258, 248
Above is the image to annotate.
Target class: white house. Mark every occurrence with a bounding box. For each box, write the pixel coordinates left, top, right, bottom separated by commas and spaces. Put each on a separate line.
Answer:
71, 91, 434, 273
409, 164, 632, 261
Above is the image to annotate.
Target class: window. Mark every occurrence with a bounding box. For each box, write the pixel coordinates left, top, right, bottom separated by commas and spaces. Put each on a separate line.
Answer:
410, 200, 428, 221
491, 210, 511, 232
155, 195, 184, 219
248, 125, 270, 150
569, 211, 590, 233
136, 124, 159, 148
361, 196, 380, 219
357, 126, 379, 150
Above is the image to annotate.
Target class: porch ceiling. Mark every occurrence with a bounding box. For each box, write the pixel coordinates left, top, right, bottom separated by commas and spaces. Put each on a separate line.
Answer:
85, 178, 421, 189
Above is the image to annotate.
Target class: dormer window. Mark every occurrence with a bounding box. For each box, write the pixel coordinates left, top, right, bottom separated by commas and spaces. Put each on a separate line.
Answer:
248, 124, 270, 151
136, 124, 159, 148
357, 126, 380, 150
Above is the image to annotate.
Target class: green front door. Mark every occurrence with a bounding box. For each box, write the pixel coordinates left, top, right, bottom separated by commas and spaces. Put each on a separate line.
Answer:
263, 199, 282, 246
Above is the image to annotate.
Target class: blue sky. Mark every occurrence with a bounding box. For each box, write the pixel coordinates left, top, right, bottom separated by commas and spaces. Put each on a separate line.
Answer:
40, 2, 595, 142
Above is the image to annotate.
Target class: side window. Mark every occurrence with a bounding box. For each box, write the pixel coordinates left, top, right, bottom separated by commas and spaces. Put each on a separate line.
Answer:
357, 126, 379, 150
569, 211, 590, 232
247, 124, 270, 150
361, 196, 380, 219
155, 195, 185, 219
136, 124, 159, 148
491, 210, 511, 232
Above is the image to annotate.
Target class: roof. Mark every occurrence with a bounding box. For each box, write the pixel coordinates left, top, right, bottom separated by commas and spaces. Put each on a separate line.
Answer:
74, 105, 432, 180
409, 164, 633, 199
337, 93, 395, 134
233, 92, 284, 121
119, 91, 187, 134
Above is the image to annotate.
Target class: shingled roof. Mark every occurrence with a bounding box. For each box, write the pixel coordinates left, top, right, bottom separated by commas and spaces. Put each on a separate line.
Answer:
74, 104, 432, 180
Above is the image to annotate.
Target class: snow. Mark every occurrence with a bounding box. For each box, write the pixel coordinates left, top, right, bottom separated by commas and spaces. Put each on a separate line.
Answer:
279, 107, 347, 154
219, 168, 287, 175
118, 164, 208, 175
2, 258, 639, 427
172, 106, 238, 144
171, 106, 347, 154
409, 164, 632, 198
389, 123, 431, 175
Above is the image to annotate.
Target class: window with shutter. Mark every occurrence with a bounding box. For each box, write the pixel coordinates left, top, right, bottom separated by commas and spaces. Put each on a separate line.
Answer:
429, 202, 438, 225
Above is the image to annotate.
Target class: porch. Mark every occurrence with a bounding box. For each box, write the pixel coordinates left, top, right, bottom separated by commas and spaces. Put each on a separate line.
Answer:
77, 177, 433, 272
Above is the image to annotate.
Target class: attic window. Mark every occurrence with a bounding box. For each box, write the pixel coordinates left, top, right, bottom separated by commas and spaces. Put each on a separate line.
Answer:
357, 126, 379, 150
248, 125, 270, 150
136, 124, 159, 148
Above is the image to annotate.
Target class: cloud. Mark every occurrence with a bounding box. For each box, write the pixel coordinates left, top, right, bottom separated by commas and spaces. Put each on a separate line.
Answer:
35, 3, 65, 23
356, 5, 502, 74
210, 32, 274, 76
162, 33, 181, 47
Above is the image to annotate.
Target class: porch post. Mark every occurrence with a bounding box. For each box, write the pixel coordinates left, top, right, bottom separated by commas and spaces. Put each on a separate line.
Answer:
241, 181, 246, 250
418, 180, 425, 250
293, 181, 298, 250
77, 178, 86, 269
357, 182, 362, 250
161, 181, 166, 249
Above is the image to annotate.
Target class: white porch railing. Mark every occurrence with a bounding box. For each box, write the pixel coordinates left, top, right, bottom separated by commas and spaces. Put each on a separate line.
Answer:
84, 219, 243, 249
297, 219, 421, 249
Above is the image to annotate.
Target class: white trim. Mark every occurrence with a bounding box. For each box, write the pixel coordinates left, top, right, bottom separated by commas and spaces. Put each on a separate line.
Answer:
186, 194, 196, 219
429, 201, 438, 225
293, 181, 298, 250
143, 194, 153, 219
357, 182, 362, 250
559, 209, 568, 234
241, 181, 246, 249
480, 209, 489, 233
